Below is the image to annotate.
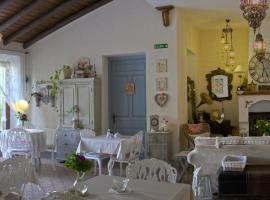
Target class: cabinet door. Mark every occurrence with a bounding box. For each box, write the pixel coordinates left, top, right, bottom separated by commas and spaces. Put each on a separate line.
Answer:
76, 84, 91, 128
61, 85, 75, 127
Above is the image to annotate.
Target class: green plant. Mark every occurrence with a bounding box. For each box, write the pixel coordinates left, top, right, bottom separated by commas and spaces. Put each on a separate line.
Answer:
49, 65, 71, 96
255, 119, 270, 136
66, 105, 79, 114
63, 65, 71, 70
49, 69, 62, 97
64, 151, 93, 173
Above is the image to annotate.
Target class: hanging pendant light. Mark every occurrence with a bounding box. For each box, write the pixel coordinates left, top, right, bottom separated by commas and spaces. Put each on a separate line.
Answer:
253, 31, 267, 60
240, 0, 269, 34
220, 19, 236, 69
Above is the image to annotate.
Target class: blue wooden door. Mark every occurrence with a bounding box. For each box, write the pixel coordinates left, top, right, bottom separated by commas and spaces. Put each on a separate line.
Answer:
109, 55, 146, 136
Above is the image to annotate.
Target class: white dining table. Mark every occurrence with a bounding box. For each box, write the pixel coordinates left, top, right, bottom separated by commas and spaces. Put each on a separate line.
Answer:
76, 135, 133, 160
0, 129, 46, 166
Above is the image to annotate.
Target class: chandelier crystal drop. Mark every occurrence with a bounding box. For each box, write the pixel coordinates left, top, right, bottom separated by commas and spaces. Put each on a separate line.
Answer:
240, 0, 269, 33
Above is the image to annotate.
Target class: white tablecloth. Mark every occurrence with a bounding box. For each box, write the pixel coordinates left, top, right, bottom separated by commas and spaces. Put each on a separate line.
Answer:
76, 135, 133, 160
0, 129, 46, 159
84, 175, 193, 200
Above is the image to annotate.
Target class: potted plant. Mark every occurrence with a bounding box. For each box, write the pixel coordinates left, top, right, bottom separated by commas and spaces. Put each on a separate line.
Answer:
63, 65, 72, 79
255, 119, 270, 136
64, 152, 93, 196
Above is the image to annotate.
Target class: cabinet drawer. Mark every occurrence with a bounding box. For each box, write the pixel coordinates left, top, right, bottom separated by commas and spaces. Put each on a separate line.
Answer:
148, 135, 168, 144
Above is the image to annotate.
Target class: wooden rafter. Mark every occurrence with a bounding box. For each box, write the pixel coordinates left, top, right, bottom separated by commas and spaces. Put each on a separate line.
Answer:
0, 0, 15, 13
23, 0, 113, 48
0, 0, 43, 33
3, 0, 81, 45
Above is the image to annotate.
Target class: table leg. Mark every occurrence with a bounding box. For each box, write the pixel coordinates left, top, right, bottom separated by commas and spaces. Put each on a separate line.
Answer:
108, 155, 114, 176
32, 157, 41, 171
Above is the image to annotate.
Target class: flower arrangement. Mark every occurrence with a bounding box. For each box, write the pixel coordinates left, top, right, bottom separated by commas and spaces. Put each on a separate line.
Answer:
64, 151, 93, 174
76, 57, 95, 78
255, 119, 270, 136
65, 152, 92, 196
14, 99, 29, 126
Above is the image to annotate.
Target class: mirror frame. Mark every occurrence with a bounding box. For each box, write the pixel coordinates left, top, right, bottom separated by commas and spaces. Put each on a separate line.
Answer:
187, 76, 196, 122
206, 68, 233, 102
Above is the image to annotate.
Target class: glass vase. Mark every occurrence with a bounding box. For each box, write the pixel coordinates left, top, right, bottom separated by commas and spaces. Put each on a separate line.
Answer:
71, 171, 88, 196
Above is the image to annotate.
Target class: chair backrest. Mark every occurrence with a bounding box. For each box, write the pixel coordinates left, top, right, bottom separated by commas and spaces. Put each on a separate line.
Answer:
7, 128, 33, 152
43, 128, 56, 147
126, 158, 177, 183
127, 131, 144, 161
0, 157, 35, 197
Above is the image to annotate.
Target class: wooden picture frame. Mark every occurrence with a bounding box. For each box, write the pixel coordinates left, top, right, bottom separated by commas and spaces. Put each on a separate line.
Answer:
156, 59, 168, 73
156, 77, 168, 91
206, 68, 233, 102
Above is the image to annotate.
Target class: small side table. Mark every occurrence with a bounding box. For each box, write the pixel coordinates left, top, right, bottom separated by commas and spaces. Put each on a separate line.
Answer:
145, 131, 170, 162
175, 151, 192, 182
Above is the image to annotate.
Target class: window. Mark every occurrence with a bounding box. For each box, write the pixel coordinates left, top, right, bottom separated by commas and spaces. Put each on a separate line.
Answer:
0, 53, 25, 129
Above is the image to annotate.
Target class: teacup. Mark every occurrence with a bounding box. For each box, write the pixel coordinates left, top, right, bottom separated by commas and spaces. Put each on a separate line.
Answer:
111, 178, 130, 192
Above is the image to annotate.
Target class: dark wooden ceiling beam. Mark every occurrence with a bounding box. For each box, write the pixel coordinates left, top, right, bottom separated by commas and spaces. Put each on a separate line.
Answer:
0, 0, 15, 13
4, 0, 82, 45
0, 0, 43, 33
23, 0, 113, 49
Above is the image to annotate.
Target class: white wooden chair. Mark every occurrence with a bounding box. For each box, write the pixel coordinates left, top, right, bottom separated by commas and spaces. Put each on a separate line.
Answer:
108, 131, 144, 176
126, 158, 177, 184
0, 156, 38, 199
81, 129, 110, 176
6, 128, 33, 158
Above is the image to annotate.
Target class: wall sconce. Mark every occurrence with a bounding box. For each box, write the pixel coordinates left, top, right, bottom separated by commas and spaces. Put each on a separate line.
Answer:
156, 5, 174, 27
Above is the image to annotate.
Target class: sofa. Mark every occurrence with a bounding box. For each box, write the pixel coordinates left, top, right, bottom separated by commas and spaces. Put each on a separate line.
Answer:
187, 136, 270, 193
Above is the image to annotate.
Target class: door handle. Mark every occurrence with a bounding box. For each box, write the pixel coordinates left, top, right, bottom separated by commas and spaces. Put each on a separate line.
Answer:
112, 113, 116, 125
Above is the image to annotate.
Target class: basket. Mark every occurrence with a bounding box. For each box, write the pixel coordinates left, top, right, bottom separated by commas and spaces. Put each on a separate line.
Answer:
222, 155, 247, 172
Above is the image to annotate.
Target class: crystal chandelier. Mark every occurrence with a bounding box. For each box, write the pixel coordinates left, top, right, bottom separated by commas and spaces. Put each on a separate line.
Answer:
220, 19, 235, 69
240, 0, 269, 33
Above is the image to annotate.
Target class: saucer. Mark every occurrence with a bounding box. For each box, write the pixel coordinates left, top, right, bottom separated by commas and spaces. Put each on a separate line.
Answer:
109, 187, 132, 195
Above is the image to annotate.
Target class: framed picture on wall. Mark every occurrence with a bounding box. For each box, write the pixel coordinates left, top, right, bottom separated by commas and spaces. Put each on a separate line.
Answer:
156, 77, 168, 91
156, 59, 168, 73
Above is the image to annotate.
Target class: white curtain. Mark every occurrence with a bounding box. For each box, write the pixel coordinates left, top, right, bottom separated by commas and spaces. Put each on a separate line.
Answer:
0, 52, 25, 129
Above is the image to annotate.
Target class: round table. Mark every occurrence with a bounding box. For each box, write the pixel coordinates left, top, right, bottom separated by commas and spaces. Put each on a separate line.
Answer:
0, 129, 46, 169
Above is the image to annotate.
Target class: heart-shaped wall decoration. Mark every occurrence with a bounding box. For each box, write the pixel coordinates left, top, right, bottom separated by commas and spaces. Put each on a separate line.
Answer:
155, 93, 169, 107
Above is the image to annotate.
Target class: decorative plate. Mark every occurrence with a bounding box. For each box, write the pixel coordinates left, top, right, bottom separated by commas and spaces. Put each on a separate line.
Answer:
155, 93, 169, 107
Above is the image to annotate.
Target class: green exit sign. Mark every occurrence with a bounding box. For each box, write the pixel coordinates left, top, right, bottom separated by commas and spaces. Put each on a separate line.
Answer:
154, 43, 168, 49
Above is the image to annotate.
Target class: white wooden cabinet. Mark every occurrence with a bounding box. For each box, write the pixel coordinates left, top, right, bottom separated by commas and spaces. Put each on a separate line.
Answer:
145, 131, 170, 162
59, 78, 100, 132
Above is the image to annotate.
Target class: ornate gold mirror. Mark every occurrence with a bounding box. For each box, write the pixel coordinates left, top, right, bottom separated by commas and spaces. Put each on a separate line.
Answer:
206, 68, 233, 102
187, 76, 196, 122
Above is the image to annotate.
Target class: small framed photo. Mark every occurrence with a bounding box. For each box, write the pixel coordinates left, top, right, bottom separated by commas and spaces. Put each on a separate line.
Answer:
156, 59, 168, 73
156, 77, 168, 91
125, 83, 135, 95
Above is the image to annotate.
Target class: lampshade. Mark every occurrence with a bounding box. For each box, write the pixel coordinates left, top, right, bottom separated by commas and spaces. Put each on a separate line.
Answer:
15, 99, 29, 113
253, 32, 267, 54
234, 65, 245, 73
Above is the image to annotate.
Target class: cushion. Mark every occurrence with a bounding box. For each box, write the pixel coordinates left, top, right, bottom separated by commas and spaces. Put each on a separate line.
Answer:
187, 124, 203, 134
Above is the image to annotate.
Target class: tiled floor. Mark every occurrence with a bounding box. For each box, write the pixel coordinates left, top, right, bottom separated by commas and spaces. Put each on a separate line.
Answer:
23, 158, 112, 200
